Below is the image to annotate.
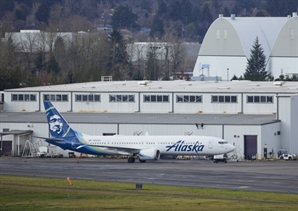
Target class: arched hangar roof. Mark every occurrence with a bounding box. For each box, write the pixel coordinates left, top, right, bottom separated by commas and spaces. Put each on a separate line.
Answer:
199, 15, 289, 61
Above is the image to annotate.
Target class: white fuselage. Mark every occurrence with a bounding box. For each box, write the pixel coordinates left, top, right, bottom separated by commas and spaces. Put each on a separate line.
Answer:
81, 134, 235, 156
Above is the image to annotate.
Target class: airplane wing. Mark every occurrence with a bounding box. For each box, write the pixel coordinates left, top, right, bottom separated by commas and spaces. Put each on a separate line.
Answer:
33, 136, 65, 142
77, 144, 140, 154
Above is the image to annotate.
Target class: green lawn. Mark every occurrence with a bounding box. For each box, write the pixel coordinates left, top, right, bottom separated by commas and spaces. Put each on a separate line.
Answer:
0, 176, 297, 211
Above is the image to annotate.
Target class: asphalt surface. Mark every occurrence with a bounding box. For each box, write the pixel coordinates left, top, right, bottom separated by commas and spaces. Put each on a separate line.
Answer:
0, 157, 297, 194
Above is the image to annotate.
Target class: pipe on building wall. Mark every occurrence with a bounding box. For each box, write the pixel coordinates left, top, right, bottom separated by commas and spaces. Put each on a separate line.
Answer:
70, 91, 73, 112
222, 124, 224, 139
276, 93, 279, 120
138, 92, 140, 112
241, 93, 243, 113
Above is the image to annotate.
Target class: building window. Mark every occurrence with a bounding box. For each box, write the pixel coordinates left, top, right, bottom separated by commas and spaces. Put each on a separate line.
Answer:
94, 95, 100, 101
247, 95, 273, 103
12, 94, 18, 101
212, 95, 237, 103
11, 94, 37, 101
224, 29, 228, 39
216, 29, 220, 39
109, 94, 134, 102
144, 95, 169, 102
24, 94, 29, 101
50, 94, 55, 101
75, 94, 101, 102
43, 94, 68, 102
19, 94, 23, 101
176, 95, 202, 103
56, 94, 61, 101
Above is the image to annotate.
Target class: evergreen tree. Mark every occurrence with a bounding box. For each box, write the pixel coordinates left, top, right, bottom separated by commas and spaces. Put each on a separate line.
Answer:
223, 7, 230, 17
157, 1, 167, 16
150, 15, 164, 39
35, 3, 50, 23
47, 54, 60, 74
243, 37, 269, 81
107, 28, 130, 80
33, 50, 46, 74
146, 50, 159, 80
111, 5, 138, 29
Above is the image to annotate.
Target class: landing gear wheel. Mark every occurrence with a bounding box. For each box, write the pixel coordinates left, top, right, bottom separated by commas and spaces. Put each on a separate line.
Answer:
128, 157, 135, 163
139, 159, 146, 163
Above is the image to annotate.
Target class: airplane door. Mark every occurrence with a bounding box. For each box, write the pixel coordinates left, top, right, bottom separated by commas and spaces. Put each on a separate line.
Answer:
208, 140, 213, 149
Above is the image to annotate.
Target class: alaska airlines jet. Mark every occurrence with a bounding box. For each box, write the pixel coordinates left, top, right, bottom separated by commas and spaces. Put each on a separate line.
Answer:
42, 101, 235, 163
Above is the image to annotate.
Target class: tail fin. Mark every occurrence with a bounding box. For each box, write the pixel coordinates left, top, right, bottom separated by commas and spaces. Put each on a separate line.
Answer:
44, 101, 76, 138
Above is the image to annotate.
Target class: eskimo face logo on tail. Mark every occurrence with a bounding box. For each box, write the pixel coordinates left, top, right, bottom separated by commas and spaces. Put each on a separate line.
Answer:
49, 114, 63, 135
166, 140, 204, 153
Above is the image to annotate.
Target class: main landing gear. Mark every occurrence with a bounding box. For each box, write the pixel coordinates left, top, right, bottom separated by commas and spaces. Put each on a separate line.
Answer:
128, 156, 135, 163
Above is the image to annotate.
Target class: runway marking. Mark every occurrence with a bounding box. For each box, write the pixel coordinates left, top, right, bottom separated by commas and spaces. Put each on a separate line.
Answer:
237, 186, 249, 189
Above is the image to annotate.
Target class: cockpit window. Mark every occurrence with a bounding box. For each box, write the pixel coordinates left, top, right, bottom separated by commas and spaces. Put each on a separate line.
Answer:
218, 141, 228, 144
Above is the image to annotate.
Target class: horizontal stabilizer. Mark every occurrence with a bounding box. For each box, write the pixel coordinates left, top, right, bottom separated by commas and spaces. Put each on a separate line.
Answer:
33, 136, 65, 142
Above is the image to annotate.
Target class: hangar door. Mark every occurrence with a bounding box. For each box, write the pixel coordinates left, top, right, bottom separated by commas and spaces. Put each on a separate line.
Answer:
0, 141, 12, 156
244, 135, 257, 160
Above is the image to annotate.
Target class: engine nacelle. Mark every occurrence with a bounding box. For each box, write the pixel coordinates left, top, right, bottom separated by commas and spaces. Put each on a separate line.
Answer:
139, 148, 160, 161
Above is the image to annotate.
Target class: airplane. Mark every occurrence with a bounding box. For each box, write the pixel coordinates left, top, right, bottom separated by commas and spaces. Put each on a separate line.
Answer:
41, 101, 235, 163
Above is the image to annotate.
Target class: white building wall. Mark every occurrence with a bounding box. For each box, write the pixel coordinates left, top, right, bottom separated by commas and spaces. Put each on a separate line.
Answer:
204, 93, 241, 114
260, 123, 281, 158
268, 57, 298, 79
100, 93, 139, 113
224, 125, 261, 158
243, 93, 277, 114
277, 96, 298, 154
173, 93, 242, 114
72, 101, 102, 112
140, 93, 173, 113
193, 56, 247, 80
39, 92, 71, 112
119, 124, 223, 137
290, 95, 298, 154
4, 92, 40, 112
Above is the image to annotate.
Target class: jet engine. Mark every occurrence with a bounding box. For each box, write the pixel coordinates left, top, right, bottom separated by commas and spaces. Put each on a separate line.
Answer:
139, 148, 160, 162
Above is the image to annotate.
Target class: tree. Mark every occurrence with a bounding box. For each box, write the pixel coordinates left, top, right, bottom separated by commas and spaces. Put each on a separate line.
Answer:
35, 3, 50, 23
223, 7, 230, 17
146, 50, 158, 80
47, 53, 60, 74
64, 70, 75, 84
150, 15, 164, 39
34, 50, 46, 75
107, 28, 130, 80
111, 5, 138, 29
243, 37, 269, 81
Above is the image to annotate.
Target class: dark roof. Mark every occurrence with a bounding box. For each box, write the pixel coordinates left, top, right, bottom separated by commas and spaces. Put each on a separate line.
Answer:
0, 112, 279, 126
0, 130, 33, 136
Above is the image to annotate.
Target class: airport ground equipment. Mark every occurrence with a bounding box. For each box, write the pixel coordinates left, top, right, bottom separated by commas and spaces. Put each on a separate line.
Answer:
214, 154, 227, 163
278, 148, 297, 160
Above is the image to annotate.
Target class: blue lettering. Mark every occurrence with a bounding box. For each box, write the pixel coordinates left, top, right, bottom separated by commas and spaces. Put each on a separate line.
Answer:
187, 145, 192, 151
197, 145, 204, 152
177, 141, 184, 151
192, 142, 199, 152
166, 140, 182, 151
166, 141, 204, 153
181, 145, 188, 151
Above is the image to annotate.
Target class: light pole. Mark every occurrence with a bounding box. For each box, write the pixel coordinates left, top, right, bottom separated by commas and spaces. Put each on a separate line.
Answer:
227, 68, 229, 81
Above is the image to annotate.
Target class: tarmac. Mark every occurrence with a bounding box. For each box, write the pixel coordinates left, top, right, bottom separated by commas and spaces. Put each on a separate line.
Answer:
0, 157, 297, 194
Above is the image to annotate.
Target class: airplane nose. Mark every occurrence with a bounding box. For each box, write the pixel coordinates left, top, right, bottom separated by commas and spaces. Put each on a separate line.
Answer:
230, 144, 235, 152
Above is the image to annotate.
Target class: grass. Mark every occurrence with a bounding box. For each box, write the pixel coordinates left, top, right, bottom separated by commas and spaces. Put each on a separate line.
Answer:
0, 175, 297, 211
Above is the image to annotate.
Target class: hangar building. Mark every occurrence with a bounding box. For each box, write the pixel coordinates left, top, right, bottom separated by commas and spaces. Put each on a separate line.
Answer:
0, 80, 297, 159
193, 12, 298, 80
